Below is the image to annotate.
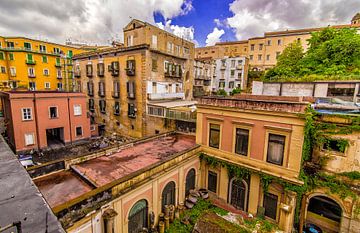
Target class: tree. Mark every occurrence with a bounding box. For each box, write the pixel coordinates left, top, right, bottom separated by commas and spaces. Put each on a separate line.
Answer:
216, 89, 227, 96
264, 41, 304, 79
230, 88, 242, 96
264, 27, 360, 80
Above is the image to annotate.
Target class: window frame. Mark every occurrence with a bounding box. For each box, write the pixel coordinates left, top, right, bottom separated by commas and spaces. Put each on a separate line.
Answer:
24, 133, 35, 146
74, 104, 82, 116
232, 125, 252, 157
75, 126, 83, 137
44, 82, 50, 89
208, 122, 221, 149
207, 170, 218, 194
263, 192, 279, 221
264, 132, 287, 166
49, 106, 58, 119
21, 108, 33, 121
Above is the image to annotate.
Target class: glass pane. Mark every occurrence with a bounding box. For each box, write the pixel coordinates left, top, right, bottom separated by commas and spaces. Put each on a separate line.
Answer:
266, 134, 285, 165
208, 171, 217, 193
264, 193, 278, 220
209, 124, 220, 148
235, 128, 249, 156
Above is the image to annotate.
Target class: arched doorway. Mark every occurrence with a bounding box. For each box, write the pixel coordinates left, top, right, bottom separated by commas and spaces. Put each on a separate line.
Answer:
128, 199, 148, 233
162, 181, 176, 213
228, 178, 248, 211
306, 195, 342, 233
185, 169, 196, 196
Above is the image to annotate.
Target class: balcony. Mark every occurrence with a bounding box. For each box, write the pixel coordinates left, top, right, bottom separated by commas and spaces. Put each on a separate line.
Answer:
26, 60, 36, 65
147, 92, 185, 100
112, 91, 120, 98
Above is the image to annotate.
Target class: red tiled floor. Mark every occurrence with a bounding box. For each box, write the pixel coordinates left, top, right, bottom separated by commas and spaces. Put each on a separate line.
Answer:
34, 170, 93, 208
73, 134, 196, 187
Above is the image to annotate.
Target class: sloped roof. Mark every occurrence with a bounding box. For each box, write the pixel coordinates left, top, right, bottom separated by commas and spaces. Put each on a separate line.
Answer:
352, 13, 360, 21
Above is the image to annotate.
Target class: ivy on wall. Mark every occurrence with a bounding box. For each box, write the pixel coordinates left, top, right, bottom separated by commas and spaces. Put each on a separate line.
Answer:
200, 107, 360, 227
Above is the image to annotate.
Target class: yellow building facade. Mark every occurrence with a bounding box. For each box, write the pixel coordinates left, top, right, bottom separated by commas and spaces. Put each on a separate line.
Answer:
196, 14, 360, 71
0, 37, 85, 91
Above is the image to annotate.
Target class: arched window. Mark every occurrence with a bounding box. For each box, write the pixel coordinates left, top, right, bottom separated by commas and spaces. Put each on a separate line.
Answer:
228, 178, 248, 211
185, 168, 196, 196
161, 181, 176, 213
128, 199, 148, 233
306, 195, 342, 232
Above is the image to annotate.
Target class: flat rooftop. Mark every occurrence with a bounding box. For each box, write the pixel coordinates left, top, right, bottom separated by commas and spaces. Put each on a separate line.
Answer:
0, 136, 64, 233
35, 133, 196, 208
34, 171, 93, 207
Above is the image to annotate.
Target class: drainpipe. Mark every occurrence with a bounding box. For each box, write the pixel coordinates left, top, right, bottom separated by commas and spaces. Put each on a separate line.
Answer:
67, 96, 73, 145
33, 93, 41, 151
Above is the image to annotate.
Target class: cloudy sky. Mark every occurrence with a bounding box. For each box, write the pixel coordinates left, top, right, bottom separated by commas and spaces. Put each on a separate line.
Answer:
0, 0, 358, 47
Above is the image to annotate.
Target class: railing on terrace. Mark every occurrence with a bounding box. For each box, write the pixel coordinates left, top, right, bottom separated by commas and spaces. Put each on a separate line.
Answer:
165, 109, 196, 122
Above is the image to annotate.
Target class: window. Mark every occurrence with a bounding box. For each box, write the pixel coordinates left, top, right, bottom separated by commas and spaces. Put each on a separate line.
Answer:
44, 82, 50, 89
259, 44, 263, 50
22, 108, 32, 121
114, 101, 120, 115
231, 60, 235, 68
49, 107, 58, 118
98, 82, 105, 96
76, 126, 83, 137
57, 82, 63, 90
39, 45, 46, 53
277, 39, 282, 46
161, 182, 176, 213
235, 128, 249, 156
29, 82, 36, 90
10, 67, 16, 77
9, 53, 14, 60
26, 53, 34, 62
151, 35, 157, 48
7, 42, 14, 48
128, 200, 148, 233
238, 72, 242, 79
127, 81, 135, 99
266, 54, 270, 61
86, 64, 93, 77
127, 35, 133, 47
24, 42, 31, 50
43, 69, 49, 76
57, 69, 62, 78
267, 134, 285, 165
53, 47, 60, 54
230, 70, 235, 76
99, 100, 106, 113
258, 54, 262, 61
147, 106, 164, 116
42, 56, 48, 63
167, 42, 173, 53
229, 81, 234, 89
263, 193, 278, 220
74, 105, 82, 116
97, 63, 104, 76
174, 45, 180, 55
28, 67, 35, 77
128, 103, 136, 118
0, 52, 4, 60
209, 123, 220, 149
1, 66, 6, 74
219, 81, 225, 88
185, 169, 196, 196
249, 55, 253, 61
152, 58, 157, 71
208, 171, 217, 193
323, 139, 346, 153
250, 44, 255, 51
267, 40, 271, 46
183, 47, 190, 56
56, 57, 61, 65
24, 133, 35, 146
89, 99, 95, 111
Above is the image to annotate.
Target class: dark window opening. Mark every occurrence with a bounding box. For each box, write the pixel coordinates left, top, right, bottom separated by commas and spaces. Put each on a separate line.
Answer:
161, 182, 176, 213
307, 196, 342, 222
209, 124, 220, 149
235, 128, 249, 156
49, 107, 58, 118
208, 171, 217, 193
263, 193, 278, 220
76, 126, 83, 137
267, 134, 285, 166
185, 169, 196, 196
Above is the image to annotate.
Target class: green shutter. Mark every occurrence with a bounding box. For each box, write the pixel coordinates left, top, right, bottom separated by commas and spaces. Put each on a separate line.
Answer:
27, 54, 33, 61
56, 57, 60, 64
42, 56, 48, 63
0, 52, 4, 60
9, 53, 14, 60
67, 50, 73, 58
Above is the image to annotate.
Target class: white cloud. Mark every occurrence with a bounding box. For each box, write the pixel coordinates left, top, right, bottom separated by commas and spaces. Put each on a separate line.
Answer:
205, 27, 225, 46
225, 0, 359, 40
0, 0, 194, 45
156, 20, 194, 41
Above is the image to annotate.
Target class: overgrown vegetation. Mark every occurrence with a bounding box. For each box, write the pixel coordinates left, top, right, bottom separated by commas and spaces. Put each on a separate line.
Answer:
264, 27, 360, 81
229, 87, 242, 96
216, 89, 228, 96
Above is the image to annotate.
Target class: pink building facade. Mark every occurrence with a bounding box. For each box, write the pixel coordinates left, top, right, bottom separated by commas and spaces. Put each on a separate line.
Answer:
0, 91, 91, 152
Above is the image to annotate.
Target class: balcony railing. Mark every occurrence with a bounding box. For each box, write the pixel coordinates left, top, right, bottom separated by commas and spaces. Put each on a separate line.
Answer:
26, 60, 36, 65
147, 92, 185, 100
